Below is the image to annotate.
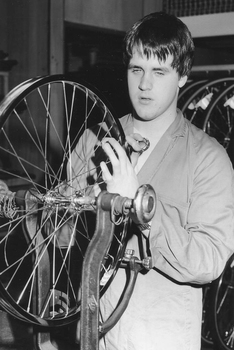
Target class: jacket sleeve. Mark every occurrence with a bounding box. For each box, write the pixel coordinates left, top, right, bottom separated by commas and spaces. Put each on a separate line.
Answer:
149, 140, 234, 284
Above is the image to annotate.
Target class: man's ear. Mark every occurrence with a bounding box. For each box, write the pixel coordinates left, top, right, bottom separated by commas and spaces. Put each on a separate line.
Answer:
178, 75, 188, 88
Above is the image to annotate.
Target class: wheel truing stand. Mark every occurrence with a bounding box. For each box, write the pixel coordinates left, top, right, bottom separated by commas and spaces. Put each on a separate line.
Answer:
80, 185, 156, 350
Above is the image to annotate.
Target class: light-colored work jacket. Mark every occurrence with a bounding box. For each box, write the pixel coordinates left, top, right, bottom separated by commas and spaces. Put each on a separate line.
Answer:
99, 110, 234, 350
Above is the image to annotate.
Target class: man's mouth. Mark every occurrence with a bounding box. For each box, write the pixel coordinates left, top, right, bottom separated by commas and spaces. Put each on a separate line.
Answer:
139, 96, 152, 104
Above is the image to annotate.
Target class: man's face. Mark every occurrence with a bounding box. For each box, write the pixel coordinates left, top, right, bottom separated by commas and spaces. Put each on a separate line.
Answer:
127, 48, 187, 121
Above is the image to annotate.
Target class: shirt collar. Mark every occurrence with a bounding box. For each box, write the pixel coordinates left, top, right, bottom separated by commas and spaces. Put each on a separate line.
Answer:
121, 109, 187, 139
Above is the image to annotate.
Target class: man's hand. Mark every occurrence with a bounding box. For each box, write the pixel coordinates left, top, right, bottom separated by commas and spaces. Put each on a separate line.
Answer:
100, 138, 139, 199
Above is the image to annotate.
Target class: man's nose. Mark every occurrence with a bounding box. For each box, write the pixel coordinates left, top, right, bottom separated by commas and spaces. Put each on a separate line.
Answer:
139, 73, 153, 90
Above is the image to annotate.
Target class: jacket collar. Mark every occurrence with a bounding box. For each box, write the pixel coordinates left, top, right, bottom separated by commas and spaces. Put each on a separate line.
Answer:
121, 109, 187, 140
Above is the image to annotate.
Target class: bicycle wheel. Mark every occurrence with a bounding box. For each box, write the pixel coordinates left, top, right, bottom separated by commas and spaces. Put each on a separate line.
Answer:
211, 253, 234, 350
202, 83, 234, 161
181, 77, 234, 130
178, 78, 208, 111
0, 75, 128, 326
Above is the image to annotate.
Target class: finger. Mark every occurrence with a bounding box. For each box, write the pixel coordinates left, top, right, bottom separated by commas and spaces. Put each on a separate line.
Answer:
126, 135, 142, 153
127, 133, 144, 143
130, 152, 140, 168
127, 133, 151, 153
128, 135, 150, 155
102, 138, 127, 164
101, 141, 118, 170
100, 161, 112, 182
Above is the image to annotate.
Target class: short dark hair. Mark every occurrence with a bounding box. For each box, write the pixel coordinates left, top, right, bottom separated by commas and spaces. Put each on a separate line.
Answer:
123, 12, 195, 77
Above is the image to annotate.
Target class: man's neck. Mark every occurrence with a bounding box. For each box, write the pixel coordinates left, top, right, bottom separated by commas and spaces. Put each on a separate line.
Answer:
133, 110, 177, 141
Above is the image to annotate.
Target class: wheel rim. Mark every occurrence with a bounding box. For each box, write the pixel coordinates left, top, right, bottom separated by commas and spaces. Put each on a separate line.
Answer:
0, 75, 128, 326
201, 284, 214, 345
213, 254, 234, 349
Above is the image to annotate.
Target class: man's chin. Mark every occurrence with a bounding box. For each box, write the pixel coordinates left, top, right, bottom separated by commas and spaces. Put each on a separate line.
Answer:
132, 111, 156, 122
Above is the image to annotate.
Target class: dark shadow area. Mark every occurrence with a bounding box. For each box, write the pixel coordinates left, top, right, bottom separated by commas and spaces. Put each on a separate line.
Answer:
65, 23, 132, 118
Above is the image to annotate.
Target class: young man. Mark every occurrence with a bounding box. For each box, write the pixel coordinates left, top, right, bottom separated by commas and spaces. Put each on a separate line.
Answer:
98, 12, 234, 349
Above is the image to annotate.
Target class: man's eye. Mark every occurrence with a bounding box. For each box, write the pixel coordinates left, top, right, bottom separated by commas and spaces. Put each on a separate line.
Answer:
132, 68, 142, 73
154, 70, 164, 76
